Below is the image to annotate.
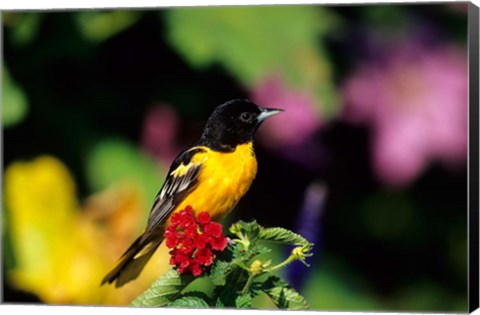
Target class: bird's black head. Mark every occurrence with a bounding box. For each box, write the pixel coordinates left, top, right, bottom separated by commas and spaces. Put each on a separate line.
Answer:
199, 99, 283, 152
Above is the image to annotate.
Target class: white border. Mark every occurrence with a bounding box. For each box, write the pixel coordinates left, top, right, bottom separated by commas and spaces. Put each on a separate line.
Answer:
0, 0, 478, 11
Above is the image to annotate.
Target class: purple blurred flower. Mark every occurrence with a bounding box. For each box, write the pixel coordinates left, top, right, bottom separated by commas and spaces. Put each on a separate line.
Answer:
343, 43, 467, 187
251, 75, 326, 170
141, 103, 181, 165
287, 181, 328, 290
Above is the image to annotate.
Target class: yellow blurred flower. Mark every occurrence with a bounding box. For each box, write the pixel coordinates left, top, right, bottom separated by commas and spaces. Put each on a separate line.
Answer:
4, 155, 171, 305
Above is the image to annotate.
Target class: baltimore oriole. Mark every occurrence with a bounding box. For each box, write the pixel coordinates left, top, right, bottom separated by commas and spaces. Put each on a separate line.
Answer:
101, 99, 283, 287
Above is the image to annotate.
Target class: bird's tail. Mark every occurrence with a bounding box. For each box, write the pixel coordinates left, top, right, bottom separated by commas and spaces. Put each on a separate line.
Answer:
101, 234, 163, 288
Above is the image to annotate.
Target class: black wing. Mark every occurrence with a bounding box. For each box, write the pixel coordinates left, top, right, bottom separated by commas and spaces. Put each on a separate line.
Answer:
141, 147, 206, 241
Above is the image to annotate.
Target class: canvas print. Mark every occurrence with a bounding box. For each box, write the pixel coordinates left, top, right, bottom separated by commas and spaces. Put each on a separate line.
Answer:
2, 2, 475, 312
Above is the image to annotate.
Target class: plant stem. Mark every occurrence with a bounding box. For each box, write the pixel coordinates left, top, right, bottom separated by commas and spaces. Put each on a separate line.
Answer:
241, 273, 255, 295
265, 255, 295, 273
231, 266, 247, 292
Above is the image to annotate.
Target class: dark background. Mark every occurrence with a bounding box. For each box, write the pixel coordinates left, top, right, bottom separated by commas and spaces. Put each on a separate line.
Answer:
2, 4, 469, 311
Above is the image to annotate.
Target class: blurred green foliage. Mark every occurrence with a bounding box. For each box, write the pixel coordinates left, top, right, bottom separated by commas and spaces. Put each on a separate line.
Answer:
86, 138, 165, 212
3, 13, 43, 47
361, 5, 411, 35
75, 11, 142, 43
2, 67, 28, 127
166, 6, 340, 116
303, 256, 381, 311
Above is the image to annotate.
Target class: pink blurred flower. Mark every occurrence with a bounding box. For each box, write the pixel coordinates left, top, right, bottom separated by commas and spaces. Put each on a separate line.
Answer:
343, 43, 467, 187
252, 75, 322, 148
141, 103, 180, 165
251, 75, 326, 170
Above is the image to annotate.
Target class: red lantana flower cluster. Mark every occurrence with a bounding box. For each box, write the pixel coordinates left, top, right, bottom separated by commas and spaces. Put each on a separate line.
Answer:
164, 206, 228, 276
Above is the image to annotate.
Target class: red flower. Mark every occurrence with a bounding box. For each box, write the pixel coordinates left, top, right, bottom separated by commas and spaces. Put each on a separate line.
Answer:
196, 212, 211, 225
204, 222, 223, 238
164, 206, 228, 276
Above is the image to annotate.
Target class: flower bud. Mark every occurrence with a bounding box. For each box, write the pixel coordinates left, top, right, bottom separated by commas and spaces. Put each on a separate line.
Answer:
249, 259, 263, 276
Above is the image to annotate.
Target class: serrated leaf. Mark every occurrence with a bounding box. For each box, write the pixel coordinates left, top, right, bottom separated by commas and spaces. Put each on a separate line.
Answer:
235, 293, 252, 308
261, 276, 310, 310
264, 286, 310, 310
231, 244, 270, 262
258, 227, 312, 247
243, 221, 261, 241
250, 280, 265, 296
131, 269, 195, 307
210, 260, 236, 286
231, 242, 248, 259
176, 290, 211, 301
169, 295, 210, 308
252, 244, 272, 256
229, 220, 260, 241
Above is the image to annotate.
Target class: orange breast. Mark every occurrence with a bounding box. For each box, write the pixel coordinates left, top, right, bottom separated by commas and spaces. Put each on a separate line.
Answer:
175, 143, 257, 221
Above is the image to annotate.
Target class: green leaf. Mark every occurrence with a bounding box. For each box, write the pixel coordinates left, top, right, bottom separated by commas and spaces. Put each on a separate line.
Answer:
210, 259, 236, 286
229, 220, 260, 240
2, 67, 28, 128
168, 292, 210, 308
231, 242, 247, 259
131, 269, 195, 307
231, 245, 270, 270
235, 293, 252, 308
262, 275, 289, 288
264, 286, 310, 310
259, 227, 312, 247
250, 280, 265, 296
211, 222, 274, 286
251, 244, 272, 256
165, 6, 341, 117
261, 276, 310, 310
232, 243, 269, 261
175, 290, 211, 301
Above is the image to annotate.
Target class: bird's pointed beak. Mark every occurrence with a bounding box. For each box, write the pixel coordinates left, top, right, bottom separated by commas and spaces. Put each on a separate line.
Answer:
257, 107, 284, 123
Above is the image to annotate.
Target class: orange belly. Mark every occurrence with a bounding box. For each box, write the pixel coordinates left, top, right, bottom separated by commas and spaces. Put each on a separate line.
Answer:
174, 142, 257, 222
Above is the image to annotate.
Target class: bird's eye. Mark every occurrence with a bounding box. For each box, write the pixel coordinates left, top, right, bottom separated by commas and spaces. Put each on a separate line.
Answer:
239, 112, 252, 122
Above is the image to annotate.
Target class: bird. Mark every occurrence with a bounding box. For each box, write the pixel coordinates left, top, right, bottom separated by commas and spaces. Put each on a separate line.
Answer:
101, 99, 283, 287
